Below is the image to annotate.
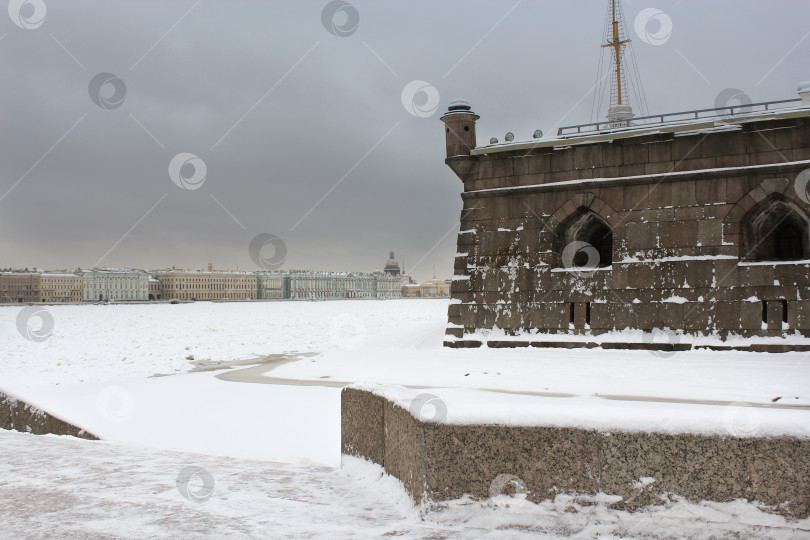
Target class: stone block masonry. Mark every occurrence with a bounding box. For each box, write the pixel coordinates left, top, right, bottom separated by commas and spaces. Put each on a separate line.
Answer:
342, 387, 810, 518
0, 390, 98, 440
441, 100, 810, 348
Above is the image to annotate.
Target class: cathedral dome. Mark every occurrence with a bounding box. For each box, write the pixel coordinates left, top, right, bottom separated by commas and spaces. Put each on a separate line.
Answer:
383, 251, 401, 276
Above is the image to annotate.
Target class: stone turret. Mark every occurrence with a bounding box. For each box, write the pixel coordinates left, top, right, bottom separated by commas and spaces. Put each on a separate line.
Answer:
440, 99, 479, 182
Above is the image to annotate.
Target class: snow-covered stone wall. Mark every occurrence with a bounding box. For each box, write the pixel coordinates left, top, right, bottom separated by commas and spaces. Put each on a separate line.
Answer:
442, 112, 810, 347
0, 390, 98, 440
342, 387, 810, 518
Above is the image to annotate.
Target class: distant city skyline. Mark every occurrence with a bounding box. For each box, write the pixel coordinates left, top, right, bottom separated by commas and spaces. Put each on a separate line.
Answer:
0, 250, 431, 278
2, 1, 808, 283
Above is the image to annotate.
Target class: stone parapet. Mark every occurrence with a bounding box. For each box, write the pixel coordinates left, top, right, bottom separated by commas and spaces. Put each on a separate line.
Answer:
0, 390, 98, 440
342, 387, 810, 518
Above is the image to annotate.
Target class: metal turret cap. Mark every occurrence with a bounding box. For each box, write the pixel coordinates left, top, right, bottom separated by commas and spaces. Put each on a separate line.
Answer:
441, 99, 479, 122
799, 81, 810, 93
447, 98, 472, 112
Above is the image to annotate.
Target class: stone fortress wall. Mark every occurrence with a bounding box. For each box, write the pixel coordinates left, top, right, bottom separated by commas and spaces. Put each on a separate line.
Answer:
441, 99, 810, 347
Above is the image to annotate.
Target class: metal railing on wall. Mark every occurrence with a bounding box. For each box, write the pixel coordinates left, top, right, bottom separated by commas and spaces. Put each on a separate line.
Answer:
557, 98, 802, 137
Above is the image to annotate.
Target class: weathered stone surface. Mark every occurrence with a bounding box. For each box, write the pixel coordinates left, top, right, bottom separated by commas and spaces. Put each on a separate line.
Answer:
342, 388, 810, 518
0, 391, 98, 440
444, 112, 810, 347
600, 431, 810, 517
341, 387, 385, 465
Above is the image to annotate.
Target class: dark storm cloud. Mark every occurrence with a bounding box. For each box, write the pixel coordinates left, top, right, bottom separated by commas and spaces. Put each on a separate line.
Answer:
1, 0, 808, 281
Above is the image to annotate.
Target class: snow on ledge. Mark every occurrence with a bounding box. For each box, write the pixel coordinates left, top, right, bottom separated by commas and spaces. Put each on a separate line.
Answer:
345, 383, 810, 439
467, 159, 810, 195
621, 255, 738, 263
550, 266, 613, 273
738, 259, 810, 266
457, 327, 810, 347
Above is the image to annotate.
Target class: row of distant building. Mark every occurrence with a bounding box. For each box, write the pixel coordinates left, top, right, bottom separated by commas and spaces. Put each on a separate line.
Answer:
0, 252, 449, 304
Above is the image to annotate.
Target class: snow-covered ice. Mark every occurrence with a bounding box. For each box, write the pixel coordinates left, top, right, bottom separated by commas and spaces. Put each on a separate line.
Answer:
3, 299, 808, 448
2, 299, 809, 537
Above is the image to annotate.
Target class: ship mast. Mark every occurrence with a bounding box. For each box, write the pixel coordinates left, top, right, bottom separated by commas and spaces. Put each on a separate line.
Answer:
603, 0, 629, 106
600, 0, 635, 126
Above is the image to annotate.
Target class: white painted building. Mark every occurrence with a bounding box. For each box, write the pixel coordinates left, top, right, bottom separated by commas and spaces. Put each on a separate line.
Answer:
289, 272, 351, 300
257, 272, 288, 299
80, 269, 150, 302
374, 272, 401, 299
256, 271, 402, 300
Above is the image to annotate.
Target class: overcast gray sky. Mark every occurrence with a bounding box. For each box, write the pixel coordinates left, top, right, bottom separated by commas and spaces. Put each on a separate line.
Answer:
1, 0, 808, 282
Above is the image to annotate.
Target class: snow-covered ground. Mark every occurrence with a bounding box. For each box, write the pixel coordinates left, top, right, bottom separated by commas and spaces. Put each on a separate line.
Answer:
3, 430, 808, 539
2, 300, 446, 464
270, 337, 810, 437
2, 299, 809, 537
1, 300, 444, 389
4, 299, 806, 446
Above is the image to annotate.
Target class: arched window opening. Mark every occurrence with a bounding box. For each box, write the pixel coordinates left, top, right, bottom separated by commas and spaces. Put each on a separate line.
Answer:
742, 195, 810, 262
556, 208, 613, 269
776, 221, 802, 260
